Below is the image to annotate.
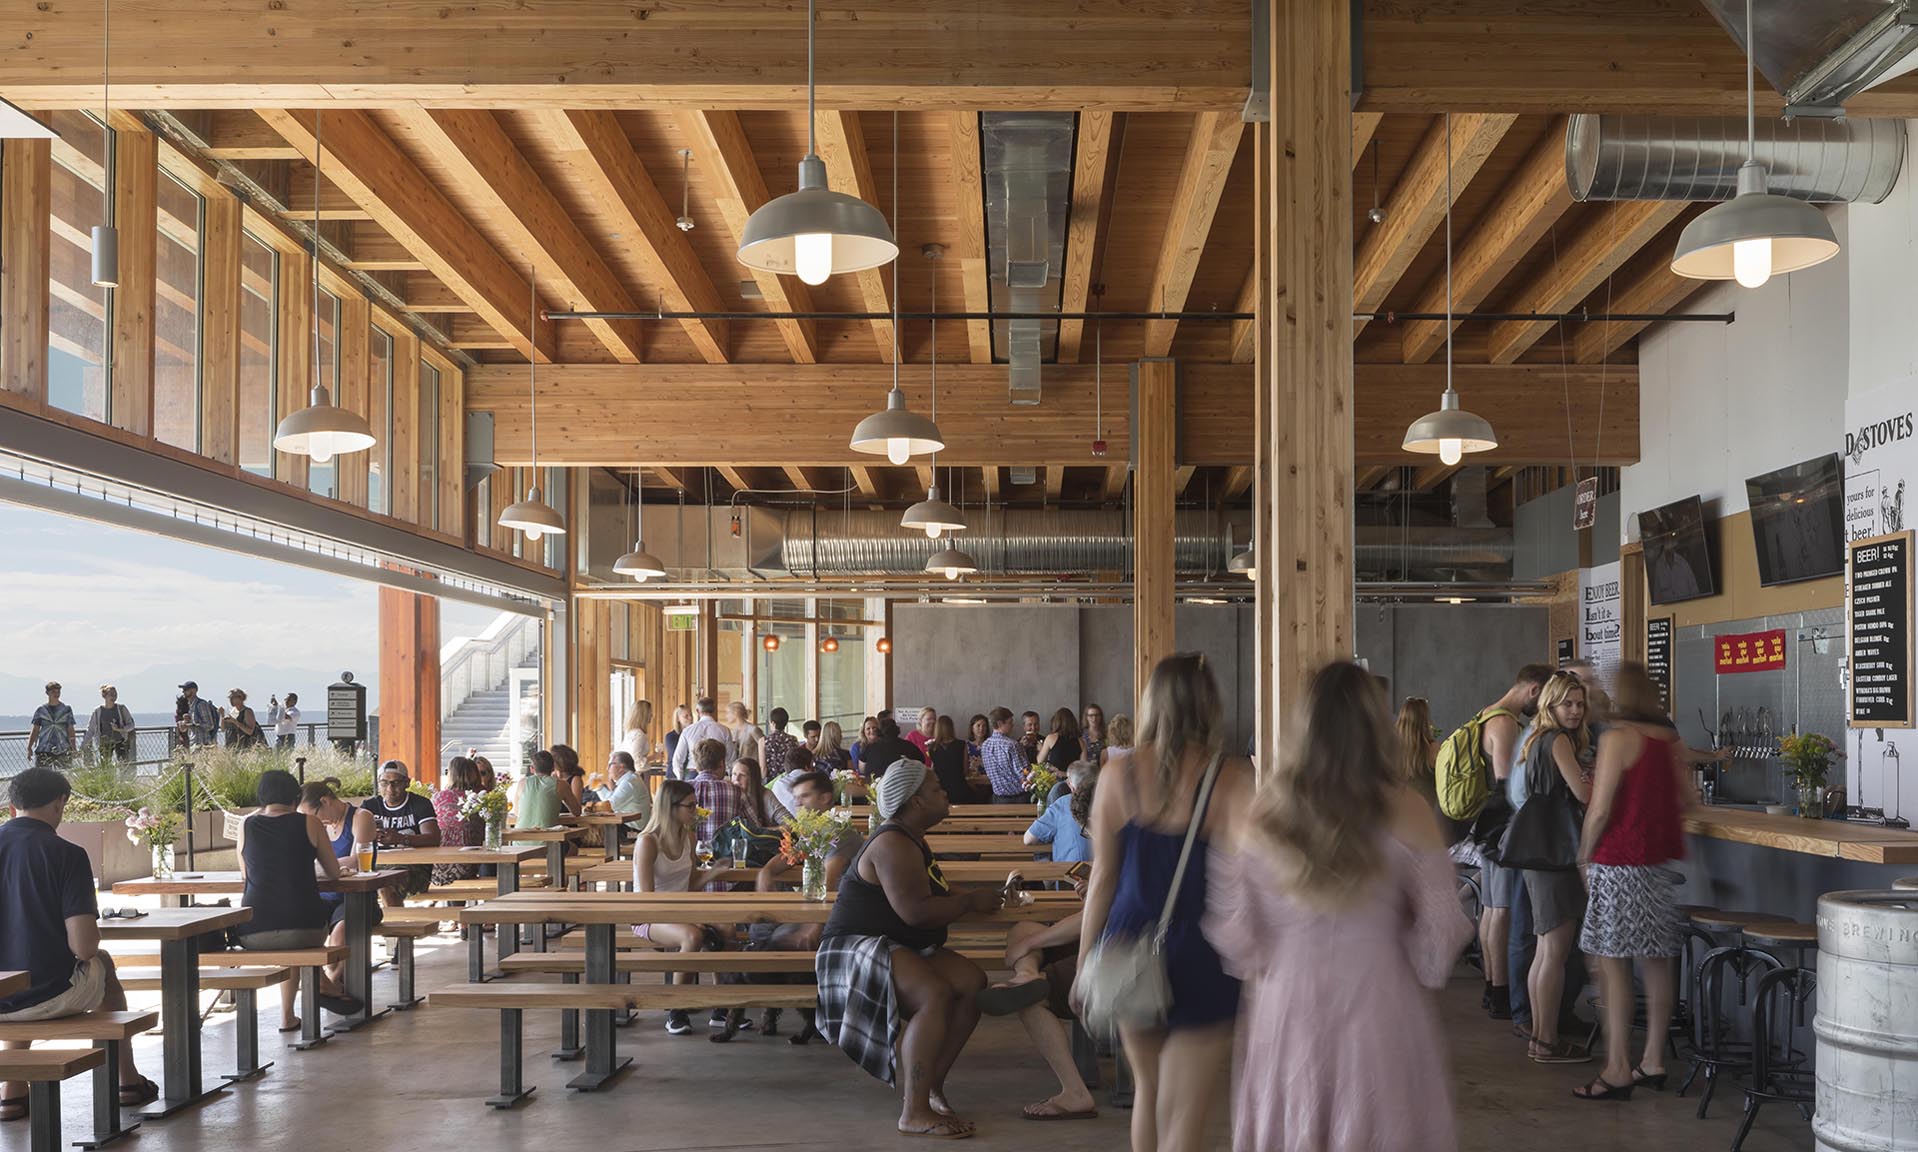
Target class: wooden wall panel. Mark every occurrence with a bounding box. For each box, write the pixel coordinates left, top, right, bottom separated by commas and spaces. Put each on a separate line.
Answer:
336, 290, 371, 507
390, 329, 420, 522
110, 127, 157, 437
198, 193, 242, 464
275, 247, 311, 490
1, 136, 51, 409
436, 357, 462, 537
574, 597, 608, 763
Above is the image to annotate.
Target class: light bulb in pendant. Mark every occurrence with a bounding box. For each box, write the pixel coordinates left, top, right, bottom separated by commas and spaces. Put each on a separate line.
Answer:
311, 449, 333, 466
524, 526, 544, 542
887, 438, 911, 465
1733, 237, 1772, 289
925, 524, 943, 540
796, 233, 832, 286
944, 567, 961, 581
632, 573, 649, 585
1438, 438, 1463, 466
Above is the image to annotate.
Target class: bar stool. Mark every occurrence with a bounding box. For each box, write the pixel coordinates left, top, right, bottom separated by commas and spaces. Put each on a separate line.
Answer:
1741, 921, 1816, 969
1893, 876, 1918, 891
1679, 914, 1785, 1118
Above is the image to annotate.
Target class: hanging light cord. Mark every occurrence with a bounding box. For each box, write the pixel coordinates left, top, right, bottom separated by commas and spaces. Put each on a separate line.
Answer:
891, 110, 901, 396
929, 245, 938, 490
1095, 313, 1103, 440
1745, 0, 1755, 165
312, 111, 323, 402
1443, 111, 1454, 399
806, 0, 817, 157
528, 266, 539, 476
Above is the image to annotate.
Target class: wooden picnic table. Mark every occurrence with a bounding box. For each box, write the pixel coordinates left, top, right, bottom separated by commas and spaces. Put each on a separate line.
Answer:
111, 870, 405, 1034
0, 971, 24, 999
576, 857, 1073, 889
505, 824, 588, 890
560, 810, 645, 862
925, 833, 1047, 857
97, 906, 252, 1118
376, 844, 545, 979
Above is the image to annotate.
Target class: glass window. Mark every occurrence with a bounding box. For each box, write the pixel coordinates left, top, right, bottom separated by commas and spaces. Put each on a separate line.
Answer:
818, 602, 868, 733
545, 465, 563, 569
47, 111, 110, 423
305, 288, 340, 498
475, 471, 492, 548
238, 233, 277, 476
756, 618, 806, 732
153, 170, 203, 451
368, 327, 393, 512
419, 360, 440, 526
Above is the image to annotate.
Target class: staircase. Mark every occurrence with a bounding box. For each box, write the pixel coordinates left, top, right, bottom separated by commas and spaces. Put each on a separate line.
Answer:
439, 612, 541, 771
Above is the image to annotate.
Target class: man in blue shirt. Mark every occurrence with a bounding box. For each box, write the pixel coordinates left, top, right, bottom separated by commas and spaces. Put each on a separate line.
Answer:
1025, 761, 1096, 863
0, 769, 153, 1114
980, 707, 1031, 804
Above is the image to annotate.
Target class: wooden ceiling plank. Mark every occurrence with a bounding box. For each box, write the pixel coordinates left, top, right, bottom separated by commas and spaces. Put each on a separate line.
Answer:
677, 109, 818, 365
1102, 465, 1128, 500
1487, 199, 1687, 364
1352, 112, 1383, 168
813, 110, 895, 363
1057, 110, 1118, 363
539, 109, 731, 364
1410, 463, 1462, 492
398, 107, 646, 364
259, 108, 556, 362
1399, 117, 1574, 364
948, 112, 993, 364
1044, 465, 1065, 503
1228, 262, 1258, 365
1142, 111, 1245, 357
200, 109, 300, 160
1571, 250, 1707, 364
1352, 112, 1516, 335
1222, 465, 1252, 499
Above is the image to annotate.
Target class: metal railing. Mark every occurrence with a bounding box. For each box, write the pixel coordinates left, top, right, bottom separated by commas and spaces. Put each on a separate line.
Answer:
441, 611, 541, 721
0, 721, 334, 778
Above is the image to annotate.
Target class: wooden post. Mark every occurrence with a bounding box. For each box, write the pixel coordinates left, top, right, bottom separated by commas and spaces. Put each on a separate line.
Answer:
110, 125, 157, 437
276, 246, 311, 490
1264, 0, 1356, 713
1, 134, 51, 409
377, 586, 443, 784
1133, 358, 1178, 701
199, 193, 242, 464
336, 291, 371, 506
1249, 119, 1277, 772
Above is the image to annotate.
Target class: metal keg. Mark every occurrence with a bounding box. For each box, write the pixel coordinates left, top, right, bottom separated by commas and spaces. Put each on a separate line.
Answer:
1816, 891, 1918, 1151
1894, 878, 1918, 892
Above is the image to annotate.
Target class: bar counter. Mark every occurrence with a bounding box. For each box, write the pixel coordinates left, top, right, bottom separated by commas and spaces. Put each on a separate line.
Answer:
1679, 806, 1918, 924
1684, 806, 1918, 865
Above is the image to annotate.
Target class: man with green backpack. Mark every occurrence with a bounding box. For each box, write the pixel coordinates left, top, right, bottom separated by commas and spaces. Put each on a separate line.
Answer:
1435, 663, 1552, 1020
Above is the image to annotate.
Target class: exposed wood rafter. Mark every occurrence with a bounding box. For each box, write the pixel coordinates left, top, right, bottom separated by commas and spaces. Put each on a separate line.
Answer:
1572, 230, 1707, 364
1057, 110, 1119, 363
1143, 111, 1245, 356
948, 112, 992, 364
1487, 199, 1687, 364
813, 110, 895, 362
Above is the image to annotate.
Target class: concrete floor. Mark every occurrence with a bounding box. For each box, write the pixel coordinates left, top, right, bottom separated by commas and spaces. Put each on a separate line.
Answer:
0, 933, 1813, 1151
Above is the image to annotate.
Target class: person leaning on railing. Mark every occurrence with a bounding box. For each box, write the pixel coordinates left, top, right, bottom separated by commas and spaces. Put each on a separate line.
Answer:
86, 685, 136, 765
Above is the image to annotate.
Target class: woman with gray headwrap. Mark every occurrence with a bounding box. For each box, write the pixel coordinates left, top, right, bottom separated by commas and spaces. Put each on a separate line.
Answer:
813, 758, 1007, 1139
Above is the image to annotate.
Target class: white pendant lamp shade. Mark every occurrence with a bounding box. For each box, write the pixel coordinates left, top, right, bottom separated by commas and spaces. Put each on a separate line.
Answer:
500, 488, 566, 542
90, 224, 119, 288
851, 386, 944, 464
273, 384, 376, 465
1402, 389, 1498, 466
1670, 163, 1837, 288
901, 488, 966, 538
926, 544, 978, 581
613, 540, 667, 582
739, 156, 898, 286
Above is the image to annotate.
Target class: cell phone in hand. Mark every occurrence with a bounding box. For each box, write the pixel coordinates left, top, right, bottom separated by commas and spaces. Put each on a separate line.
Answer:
1065, 861, 1090, 882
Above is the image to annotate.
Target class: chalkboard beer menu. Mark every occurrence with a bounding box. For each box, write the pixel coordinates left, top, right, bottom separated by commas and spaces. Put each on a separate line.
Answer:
1850, 531, 1914, 728
1646, 617, 1674, 714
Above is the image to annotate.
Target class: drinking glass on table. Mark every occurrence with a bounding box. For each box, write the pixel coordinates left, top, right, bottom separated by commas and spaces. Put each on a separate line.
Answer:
354, 841, 374, 872
695, 839, 715, 868
732, 840, 748, 869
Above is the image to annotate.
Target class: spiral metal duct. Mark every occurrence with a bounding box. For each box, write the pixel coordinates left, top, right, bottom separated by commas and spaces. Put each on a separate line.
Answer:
1566, 114, 1904, 204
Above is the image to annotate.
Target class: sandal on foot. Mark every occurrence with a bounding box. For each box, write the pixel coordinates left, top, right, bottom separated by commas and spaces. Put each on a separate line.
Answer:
1023, 1100, 1098, 1121
1573, 1076, 1634, 1101
898, 1121, 973, 1140
1632, 1065, 1668, 1091
0, 1097, 26, 1122
278, 1019, 302, 1033
1529, 1039, 1591, 1064
118, 1077, 159, 1108
977, 979, 1050, 1016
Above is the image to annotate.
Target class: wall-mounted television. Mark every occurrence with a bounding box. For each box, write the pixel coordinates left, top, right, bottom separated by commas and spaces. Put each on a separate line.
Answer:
1639, 495, 1717, 605
1745, 453, 1845, 587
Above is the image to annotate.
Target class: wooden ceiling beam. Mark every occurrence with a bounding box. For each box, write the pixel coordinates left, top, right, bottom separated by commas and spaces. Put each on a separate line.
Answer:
397, 273, 477, 315
397, 108, 646, 365
1352, 112, 1383, 168
650, 467, 694, 493
714, 465, 754, 494
537, 109, 731, 364
1057, 110, 1119, 364
850, 466, 880, 499
1399, 117, 1574, 363
1229, 262, 1258, 365
1410, 464, 1462, 492
260, 109, 556, 362
814, 111, 895, 363
1222, 465, 1252, 499
1102, 465, 1129, 501
198, 109, 300, 160
1142, 111, 1245, 357
1352, 112, 1516, 335
982, 465, 1002, 502
948, 112, 993, 364
1355, 465, 1394, 491
1174, 465, 1197, 497
1486, 199, 1687, 364
1044, 466, 1066, 503
677, 110, 818, 365
1571, 234, 1708, 364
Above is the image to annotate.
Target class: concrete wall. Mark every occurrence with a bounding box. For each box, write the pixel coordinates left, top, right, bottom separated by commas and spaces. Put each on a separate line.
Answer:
1354, 602, 1550, 733
1514, 486, 1619, 579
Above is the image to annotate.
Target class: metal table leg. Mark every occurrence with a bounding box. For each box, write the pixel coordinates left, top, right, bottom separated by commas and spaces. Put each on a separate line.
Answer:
144, 933, 227, 1118
547, 840, 568, 892
601, 823, 621, 864
565, 922, 630, 1091
497, 864, 521, 968
328, 890, 390, 1034
222, 987, 273, 1081
78, 1038, 140, 1148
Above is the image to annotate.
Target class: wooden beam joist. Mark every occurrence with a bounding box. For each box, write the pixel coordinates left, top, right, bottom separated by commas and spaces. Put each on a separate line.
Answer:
469, 360, 1637, 468
814, 111, 894, 363
1352, 112, 1515, 335
1352, 112, 1383, 167
1057, 110, 1119, 364
260, 109, 557, 362
1410, 463, 1462, 492
1486, 199, 1687, 364
1143, 112, 1245, 356
1222, 465, 1252, 499
948, 112, 993, 364
1571, 236, 1707, 364
1399, 118, 1574, 363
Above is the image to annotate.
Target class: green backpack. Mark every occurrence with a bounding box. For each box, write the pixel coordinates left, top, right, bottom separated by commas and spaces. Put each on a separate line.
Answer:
1435, 707, 1515, 820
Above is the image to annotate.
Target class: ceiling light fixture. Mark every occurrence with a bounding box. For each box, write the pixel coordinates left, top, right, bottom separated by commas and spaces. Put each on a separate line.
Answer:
1228, 546, 1257, 580
820, 635, 840, 653
763, 633, 782, 652
736, 0, 897, 285
674, 149, 695, 232
850, 113, 942, 464
90, 0, 118, 287
497, 266, 566, 542
1670, 1, 1839, 288
273, 109, 377, 465
1402, 112, 1496, 467
612, 469, 668, 582
901, 246, 966, 537
927, 543, 980, 582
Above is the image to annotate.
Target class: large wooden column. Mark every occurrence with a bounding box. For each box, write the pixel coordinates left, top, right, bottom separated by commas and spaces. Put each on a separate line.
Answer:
1260, 0, 1356, 731
1134, 358, 1178, 699
378, 586, 443, 784
1, 132, 51, 409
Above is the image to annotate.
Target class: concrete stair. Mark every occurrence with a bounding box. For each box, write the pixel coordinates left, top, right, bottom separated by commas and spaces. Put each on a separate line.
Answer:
443, 687, 515, 768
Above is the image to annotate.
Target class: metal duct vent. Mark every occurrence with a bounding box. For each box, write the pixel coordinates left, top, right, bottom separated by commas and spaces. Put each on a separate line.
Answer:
982, 113, 1074, 405
1567, 114, 1904, 203
1697, 0, 1918, 113
1451, 468, 1493, 530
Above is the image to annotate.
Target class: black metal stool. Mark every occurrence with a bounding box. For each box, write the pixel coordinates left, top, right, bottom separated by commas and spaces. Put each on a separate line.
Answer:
1732, 966, 1817, 1151
1679, 942, 1782, 1118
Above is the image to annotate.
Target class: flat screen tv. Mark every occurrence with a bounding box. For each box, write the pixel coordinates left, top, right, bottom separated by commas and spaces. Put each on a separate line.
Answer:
1745, 453, 1845, 587
1639, 495, 1717, 605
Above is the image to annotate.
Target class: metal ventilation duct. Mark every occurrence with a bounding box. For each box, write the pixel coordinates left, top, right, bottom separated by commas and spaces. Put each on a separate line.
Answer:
1566, 114, 1904, 203
982, 113, 1074, 405
1697, 0, 1918, 113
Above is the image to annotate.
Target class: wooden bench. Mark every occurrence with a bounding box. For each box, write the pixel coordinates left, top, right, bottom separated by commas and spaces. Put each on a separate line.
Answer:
0, 1010, 155, 1150
121, 967, 290, 1080
430, 983, 818, 1107
0, 1047, 104, 1152
114, 944, 345, 1052
378, 921, 436, 1011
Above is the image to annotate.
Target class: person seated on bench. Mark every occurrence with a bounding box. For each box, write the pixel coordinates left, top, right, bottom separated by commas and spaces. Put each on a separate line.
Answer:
299, 779, 380, 983
1024, 759, 1098, 864
512, 750, 563, 830
633, 780, 719, 1037
235, 769, 364, 1030
371, 761, 440, 905
0, 768, 155, 1119
607, 751, 651, 833
815, 759, 1004, 1140
768, 744, 814, 816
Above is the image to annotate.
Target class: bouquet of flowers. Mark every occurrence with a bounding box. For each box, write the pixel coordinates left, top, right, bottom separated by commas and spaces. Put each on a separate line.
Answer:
830, 768, 860, 804
407, 779, 434, 799
1779, 731, 1838, 792
1025, 764, 1059, 805
456, 786, 509, 824
124, 807, 182, 849
780, 806, 853, 865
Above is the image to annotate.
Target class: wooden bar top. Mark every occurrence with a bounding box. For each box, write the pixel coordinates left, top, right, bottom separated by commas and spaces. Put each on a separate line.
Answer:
96, 906, 252, 941
1685, 806, 1918, 865
0, 971, 25, 998
374, 844, 544, 866
111, 870, 405, 897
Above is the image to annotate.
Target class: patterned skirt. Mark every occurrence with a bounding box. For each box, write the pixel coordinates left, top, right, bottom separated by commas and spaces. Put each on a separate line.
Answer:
1579, 863, 1683, 958
815, 933, 903, 1085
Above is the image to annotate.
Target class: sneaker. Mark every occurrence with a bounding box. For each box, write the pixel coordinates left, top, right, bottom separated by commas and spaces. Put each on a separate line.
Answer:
709, 1009, 728, 1028
666, 1010, 692, 1036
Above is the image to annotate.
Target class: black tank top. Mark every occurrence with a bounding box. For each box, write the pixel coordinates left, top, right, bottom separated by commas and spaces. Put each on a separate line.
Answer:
821, 824, 951, 951
236, 811, 329, 935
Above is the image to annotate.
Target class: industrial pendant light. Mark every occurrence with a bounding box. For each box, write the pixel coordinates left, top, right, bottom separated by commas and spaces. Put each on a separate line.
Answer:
736, 0, 897, 285
90, 0, 118, 286
273, 110, 377, 464
497, 267, 566, 542
1228, 546, 1257, 580
612, 469, 667, 582
1669, 4, 1838, 287
1402, 112, 1496, 467
901, 246, 966, 537
851, 113, 942, 463
923, 466, 978, 581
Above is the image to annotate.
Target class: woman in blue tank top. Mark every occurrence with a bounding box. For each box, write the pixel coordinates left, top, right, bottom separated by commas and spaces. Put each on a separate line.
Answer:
1078, 653, 1254, 1152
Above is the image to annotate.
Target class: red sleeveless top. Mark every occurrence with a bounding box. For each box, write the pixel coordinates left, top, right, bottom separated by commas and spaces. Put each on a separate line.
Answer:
1589, 727, 1686, 867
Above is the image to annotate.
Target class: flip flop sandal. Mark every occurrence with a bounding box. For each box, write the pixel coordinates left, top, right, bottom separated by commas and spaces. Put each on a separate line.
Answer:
977, 980, 1050, 1017
317, 993, 364, 1017
1530, 1039, 1592, 1065
117, 1077, 159, 1108
1572, 1077, 1634, 1101
898, 1121, 974, 1140
1023, 1103, 1099, 1121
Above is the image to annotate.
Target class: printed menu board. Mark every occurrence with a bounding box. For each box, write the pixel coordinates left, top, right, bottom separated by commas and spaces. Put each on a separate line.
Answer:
1851, 531, 1914, 728
1646, 617, 1673, 714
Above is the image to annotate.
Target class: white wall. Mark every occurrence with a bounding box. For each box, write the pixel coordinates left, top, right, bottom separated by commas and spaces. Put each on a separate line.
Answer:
1620, 205, 1851, 539
1847, 128, 1918, 391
